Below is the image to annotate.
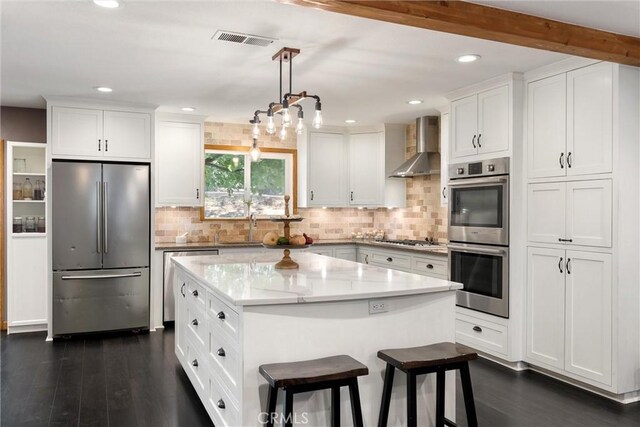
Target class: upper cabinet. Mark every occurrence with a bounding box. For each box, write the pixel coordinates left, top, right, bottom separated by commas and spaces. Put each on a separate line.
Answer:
527, 62, 612, 179
348, 132, 385, 206
51, 105, 151, 160
156, 115, 204, 207
440, 113, 449, 206
450, 84, 511, 160
307, 131, 348, 207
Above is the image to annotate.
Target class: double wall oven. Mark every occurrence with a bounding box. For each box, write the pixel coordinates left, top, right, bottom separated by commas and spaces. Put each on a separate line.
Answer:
448, 157, 509, 318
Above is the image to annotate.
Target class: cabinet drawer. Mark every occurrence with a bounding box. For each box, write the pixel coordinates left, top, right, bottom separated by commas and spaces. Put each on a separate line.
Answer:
412, 257, 448, 277
456, 315, 508, 356
208, 292, 240, 344
370, 252, 411, 269
187, 279, 206, 310
186, 302, 207, 350
208, 372, 241, 427
208, 325, 240, 405
185, 336, 207, 398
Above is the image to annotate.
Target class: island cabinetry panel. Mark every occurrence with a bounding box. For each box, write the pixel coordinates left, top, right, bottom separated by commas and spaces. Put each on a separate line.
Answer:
207, 320, 241, 405
51, 106, 151, 160
208, 374, 241, 427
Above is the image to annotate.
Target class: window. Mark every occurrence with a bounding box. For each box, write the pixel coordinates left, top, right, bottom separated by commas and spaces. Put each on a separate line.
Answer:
202, 145, 296, 219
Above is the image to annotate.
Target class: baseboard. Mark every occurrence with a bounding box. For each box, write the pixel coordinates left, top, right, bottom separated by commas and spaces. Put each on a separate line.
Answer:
8, 323, 48, 334
475, 351, 529, 371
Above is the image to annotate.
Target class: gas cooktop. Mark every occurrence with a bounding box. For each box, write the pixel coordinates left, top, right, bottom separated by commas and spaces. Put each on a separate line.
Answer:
378, 239, 440, 247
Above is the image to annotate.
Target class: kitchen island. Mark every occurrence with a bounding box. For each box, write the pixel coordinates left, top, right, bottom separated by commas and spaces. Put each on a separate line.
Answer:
172, 252, 462, 426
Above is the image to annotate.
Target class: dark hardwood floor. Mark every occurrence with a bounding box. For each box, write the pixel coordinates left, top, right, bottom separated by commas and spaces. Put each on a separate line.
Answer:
1, 327, 639, 426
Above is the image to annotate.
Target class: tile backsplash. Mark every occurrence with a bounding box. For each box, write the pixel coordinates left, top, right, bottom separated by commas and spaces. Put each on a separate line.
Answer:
154, 122, 447, 244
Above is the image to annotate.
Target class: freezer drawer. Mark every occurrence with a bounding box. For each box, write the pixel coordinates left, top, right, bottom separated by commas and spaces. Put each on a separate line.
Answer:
53, 268, 149, 336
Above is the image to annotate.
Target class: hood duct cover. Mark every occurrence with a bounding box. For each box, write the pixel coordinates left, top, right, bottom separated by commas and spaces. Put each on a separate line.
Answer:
389, 116, 441, 178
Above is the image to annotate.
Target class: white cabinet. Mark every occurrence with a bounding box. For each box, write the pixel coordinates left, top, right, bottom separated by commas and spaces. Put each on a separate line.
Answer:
307, 132, 347, 207
526, 247, 612, 385
51, 106, 151, 160
450, 85, 509, 160
175, 271, 187, 360
156, 117, 203, 206
528, 179, 611, 247
527, 62, 613, 179
440, 113, 449, 206
348, 132, 384, 206
334, 247, 357, 262
5, 142, 48, 334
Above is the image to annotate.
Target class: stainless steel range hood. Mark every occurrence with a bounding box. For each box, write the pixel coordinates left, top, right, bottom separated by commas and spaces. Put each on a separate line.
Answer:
389, 116, 441, 178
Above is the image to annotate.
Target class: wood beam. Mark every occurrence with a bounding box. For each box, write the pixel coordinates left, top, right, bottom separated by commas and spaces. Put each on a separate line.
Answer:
276, 0, 640, 67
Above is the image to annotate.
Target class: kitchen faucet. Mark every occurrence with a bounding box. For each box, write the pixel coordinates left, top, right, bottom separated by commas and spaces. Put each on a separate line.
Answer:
248, 212, 257, 242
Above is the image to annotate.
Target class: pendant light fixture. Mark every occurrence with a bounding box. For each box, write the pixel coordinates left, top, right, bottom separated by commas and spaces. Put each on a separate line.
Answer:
248, 47, 323, 161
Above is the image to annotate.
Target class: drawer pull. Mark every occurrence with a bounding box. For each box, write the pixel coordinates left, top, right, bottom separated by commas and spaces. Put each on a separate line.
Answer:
180, 283, 186, 297
472, 326, 482, 333
192, 289, 199, 297
217, 347, 226, 357
217, 399, 226, 409
191, 319, 198, 326
217, 311, 226, 320
426, 264, 434, 269
191, 359, 198, 367
386, 257, 393, 262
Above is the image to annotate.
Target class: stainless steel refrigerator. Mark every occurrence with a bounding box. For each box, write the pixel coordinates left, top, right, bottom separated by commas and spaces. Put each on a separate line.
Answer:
52, 161, 150, 336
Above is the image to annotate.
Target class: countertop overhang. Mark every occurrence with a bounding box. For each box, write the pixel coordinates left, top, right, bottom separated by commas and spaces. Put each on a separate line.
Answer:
172, 252, 461, 307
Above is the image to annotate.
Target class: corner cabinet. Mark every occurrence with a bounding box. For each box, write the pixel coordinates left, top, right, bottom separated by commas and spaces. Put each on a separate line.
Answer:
50, 105, 152, 160
156, 115, 204, 207
5, 141, 48, 334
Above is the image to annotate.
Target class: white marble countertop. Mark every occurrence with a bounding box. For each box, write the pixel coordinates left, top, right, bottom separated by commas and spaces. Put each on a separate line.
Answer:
172, 252, 462, 307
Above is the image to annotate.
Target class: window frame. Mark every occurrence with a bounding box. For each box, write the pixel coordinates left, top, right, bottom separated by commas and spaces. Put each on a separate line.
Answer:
200, 144, 298, 220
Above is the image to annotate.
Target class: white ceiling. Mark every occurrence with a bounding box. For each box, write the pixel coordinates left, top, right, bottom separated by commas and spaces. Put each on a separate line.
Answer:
0, 0, 631, 126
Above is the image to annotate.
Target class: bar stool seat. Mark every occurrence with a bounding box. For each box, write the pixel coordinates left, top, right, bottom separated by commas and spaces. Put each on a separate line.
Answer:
377, 342, 478, 427
259, 355, 369, 427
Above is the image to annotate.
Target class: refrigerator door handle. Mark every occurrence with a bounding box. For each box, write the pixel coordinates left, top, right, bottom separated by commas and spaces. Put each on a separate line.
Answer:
61, 272, 142, 280
96, 181, 102, 253
103, 181, 108, 254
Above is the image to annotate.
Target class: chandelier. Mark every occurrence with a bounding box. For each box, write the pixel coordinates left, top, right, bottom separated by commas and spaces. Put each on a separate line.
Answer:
249, 47, 323, 161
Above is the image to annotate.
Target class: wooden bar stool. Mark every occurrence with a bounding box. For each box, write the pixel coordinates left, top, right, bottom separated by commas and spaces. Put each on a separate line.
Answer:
259, 355, 369, 427
376, 342, 478, 427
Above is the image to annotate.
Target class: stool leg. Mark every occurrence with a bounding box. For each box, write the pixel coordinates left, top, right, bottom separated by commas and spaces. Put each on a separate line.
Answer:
407, 372, 417, 427
377, 364, 395, 427
331, 386, 341, 427
460, 363, 478, 427
348, 378, 364, 427
265, 386, 278, 427
435, 369, 445, 427
284, 389, 294, 427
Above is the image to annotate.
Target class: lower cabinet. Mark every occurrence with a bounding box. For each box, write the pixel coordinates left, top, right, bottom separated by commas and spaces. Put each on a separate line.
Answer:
526, 246, 612, 386
356, 246, 448, 279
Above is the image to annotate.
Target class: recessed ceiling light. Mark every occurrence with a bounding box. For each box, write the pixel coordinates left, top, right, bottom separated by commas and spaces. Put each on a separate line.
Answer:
93, 0, 120, 8
407, 100, 423, 105
456, 54, 481, 63
95, 86, 113, 93
345, 119, 357, 124
181, 107, 196, 112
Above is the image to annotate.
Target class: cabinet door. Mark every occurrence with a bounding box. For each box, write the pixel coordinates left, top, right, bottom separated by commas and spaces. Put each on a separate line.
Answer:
566, 180, 611, 247
450, 95, 478, 159
526, 247, 565, 369
103, 111, 151, 159
440, 113, 449, 206
527, 74, 567, 178
307, 132, 347, 207
567, 63, 613, 176
52, 106, 103, 157
527, 182, 566, 244
157, 121, 202, 206
564, 251, 612, 385
174, 273, 187, 361
349, 132, 384, 206
334, 248, 357, 262
477, 85, 509, 155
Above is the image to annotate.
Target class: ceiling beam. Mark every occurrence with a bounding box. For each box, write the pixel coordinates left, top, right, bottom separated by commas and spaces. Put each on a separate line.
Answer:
276, 0, 640, 67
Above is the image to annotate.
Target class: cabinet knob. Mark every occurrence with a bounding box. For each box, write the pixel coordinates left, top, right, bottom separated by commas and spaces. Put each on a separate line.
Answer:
310, 190, 314, 201
98, 139, 102, 151
180, 283, 186, 297
559, 153, 565, 169
567, 152, 572, 168
558, 238, 573, 243
386, 257, 393, 262
558, 257, 564, 274
217, 399, 226, 409
472, 135, 476, 148
191, 318, 198, 326
566, 258, 572, 275
105, 139, 108, 152
191, 359, 198, 367
217, 311, 226, 320
364, 254, 369, 264
472, 326, 482, 333
196, 188, 200, 199
350, 191, 354, 201
217, 347, 226, 357
477, 133, 482, 148
426, 264, 434, 269
442, 187, 446, 198
192, 289, 199, 297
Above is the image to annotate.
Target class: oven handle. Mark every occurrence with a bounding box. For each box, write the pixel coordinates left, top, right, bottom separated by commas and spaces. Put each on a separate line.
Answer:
448, 244, 506, 256
448, 176, 508, 187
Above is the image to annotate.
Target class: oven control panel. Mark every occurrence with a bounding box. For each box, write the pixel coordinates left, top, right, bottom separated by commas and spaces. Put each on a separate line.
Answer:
449, 157, 510, 179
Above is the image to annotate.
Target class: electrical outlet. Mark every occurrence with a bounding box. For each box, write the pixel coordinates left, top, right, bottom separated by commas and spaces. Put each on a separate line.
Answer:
369, 299, 388, 314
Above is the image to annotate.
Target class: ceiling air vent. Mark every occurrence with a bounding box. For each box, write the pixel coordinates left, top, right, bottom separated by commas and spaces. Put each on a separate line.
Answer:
212, 30, 276, 47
